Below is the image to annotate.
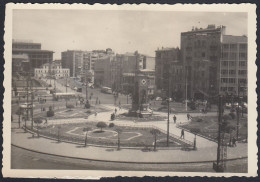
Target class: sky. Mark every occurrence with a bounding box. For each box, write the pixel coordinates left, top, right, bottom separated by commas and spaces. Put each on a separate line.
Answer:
13, 10, 247, 59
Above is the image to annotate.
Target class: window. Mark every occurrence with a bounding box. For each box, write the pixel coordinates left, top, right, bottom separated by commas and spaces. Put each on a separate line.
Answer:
229, 70, 236, 75
239, 61, 247, 67
223, 44, 229, 50
221, 70, 228, 74
230, 44, 237, 50
221, 61, 228, 66
238, 70, 247, 75
229, 61, 236, 66
230, 53, 236, 60
222, 52, 228, 59
228, 78, 236, 83
239, 44, 247, 51
239, 53, 247, 60
228, 87, 234, 91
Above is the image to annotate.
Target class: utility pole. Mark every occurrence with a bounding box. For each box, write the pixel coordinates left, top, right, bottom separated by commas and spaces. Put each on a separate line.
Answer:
18, 95, 21, 128
25, 73, 29, 131
66, 77, 68, 107
214, 95, 223, 172
185, 67, 188, 111
167, 67, 171, 147
236, 82, 240, 140
30, 72, 34, 129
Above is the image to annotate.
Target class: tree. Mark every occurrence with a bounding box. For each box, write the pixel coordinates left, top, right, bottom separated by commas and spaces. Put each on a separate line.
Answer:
66, 104, 74, 110
150, 129, 161, 151
34, 118, 43, 137
115, 128, 122, 150
96, 122, 107, 132
83, 127, 92, 147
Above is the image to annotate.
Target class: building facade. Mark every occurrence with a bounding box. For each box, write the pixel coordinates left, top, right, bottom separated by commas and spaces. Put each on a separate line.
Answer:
155, 47, 182, 99
12, 40, 54, 74
219, 35, 248, 97
180, 25, 225, 99
34, 62, 70, 79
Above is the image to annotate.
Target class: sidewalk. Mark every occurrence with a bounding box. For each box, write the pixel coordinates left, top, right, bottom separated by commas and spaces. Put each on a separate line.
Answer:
11, 104, 247, 163
11, 127, 247, 163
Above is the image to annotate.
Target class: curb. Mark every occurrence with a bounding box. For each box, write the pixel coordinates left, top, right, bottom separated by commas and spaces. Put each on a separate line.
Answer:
22, 127, 184, 151
176, 126, 218, 143
11, 144, 247, 165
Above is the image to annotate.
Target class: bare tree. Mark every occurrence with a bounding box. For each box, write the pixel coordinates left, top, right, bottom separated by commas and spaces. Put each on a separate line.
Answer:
150, 128, 161, 151
83, 127, 92, 147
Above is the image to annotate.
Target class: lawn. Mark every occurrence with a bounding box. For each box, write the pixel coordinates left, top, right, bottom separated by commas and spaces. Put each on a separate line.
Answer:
35, 122, 191, 148
180, 114, 248, 142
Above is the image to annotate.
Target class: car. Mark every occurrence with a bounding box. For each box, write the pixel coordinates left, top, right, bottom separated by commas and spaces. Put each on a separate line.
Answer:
155, 97, 162, 101
20, 103, 35, 109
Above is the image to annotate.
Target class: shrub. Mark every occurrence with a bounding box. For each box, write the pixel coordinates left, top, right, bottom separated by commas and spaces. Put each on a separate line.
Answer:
229, 112, 236, 119
223, 114, 232, 121
66, 104, 74, 109
196, 118, 203, 122
85, 102, 91, 109
47, 110, 54, 117
190, 128, 201, 134
109, 123, 115, 128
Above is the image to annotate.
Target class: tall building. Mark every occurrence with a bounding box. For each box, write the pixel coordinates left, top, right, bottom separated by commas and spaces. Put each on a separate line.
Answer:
180, 25, 226, 99
155, 47, 181, 99
219, 35, 248, 97
94, 55, 115, 88
61, 49, 115, 82
61, 50, 84, 78
12, 40, 54, 74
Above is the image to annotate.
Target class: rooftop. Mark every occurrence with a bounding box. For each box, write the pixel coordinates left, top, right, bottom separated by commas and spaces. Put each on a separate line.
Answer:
12, 54, 29, 59
13, 49, 54, 53
222, 35, 247, 43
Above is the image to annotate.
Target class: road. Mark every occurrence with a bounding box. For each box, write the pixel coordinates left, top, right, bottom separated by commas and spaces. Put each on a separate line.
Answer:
11, 145, 247, 172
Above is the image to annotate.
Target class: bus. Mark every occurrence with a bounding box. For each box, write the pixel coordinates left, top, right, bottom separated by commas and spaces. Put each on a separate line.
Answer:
101, 87, 113, 94
53, 92, 76, 101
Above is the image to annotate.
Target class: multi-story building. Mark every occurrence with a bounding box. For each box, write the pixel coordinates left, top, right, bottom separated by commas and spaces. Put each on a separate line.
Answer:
12, 54, 30, 75
94, 55, 115, 88
34, 62, 70, 79
61, 50, 84, 78
155, 25, 247, 100
180, 25, 226, 99
61, 49, 115, 82
155, 47, 182, 99
219, 35, 248, 97
12, 40, 54, 74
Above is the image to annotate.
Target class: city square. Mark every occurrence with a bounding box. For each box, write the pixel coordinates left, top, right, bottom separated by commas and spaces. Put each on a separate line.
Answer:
4, 4, 257, 178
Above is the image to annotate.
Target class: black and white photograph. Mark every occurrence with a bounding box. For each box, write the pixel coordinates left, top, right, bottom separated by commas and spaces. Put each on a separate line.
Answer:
2, 3, 257, 178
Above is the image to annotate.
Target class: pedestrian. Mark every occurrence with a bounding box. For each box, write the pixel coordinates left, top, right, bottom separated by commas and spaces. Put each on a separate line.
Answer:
95, 111, 97, 116
173, 115, 177, 124
44, 118, 48, 125
187, 113, 190, 120
232, 137, 237, 147
115, 108, 117, 114
181, 129, 185, 139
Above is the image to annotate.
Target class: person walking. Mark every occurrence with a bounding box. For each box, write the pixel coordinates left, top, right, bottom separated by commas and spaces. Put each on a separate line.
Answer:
115, 108, 117, 114
187, 113, 190, 120
173, 115, 177, 124
232, 137, 237, 147
181, 129, 185, 139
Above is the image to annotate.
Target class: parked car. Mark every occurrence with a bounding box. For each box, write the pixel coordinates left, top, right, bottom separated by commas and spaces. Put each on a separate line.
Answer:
155, 97, 162, 101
